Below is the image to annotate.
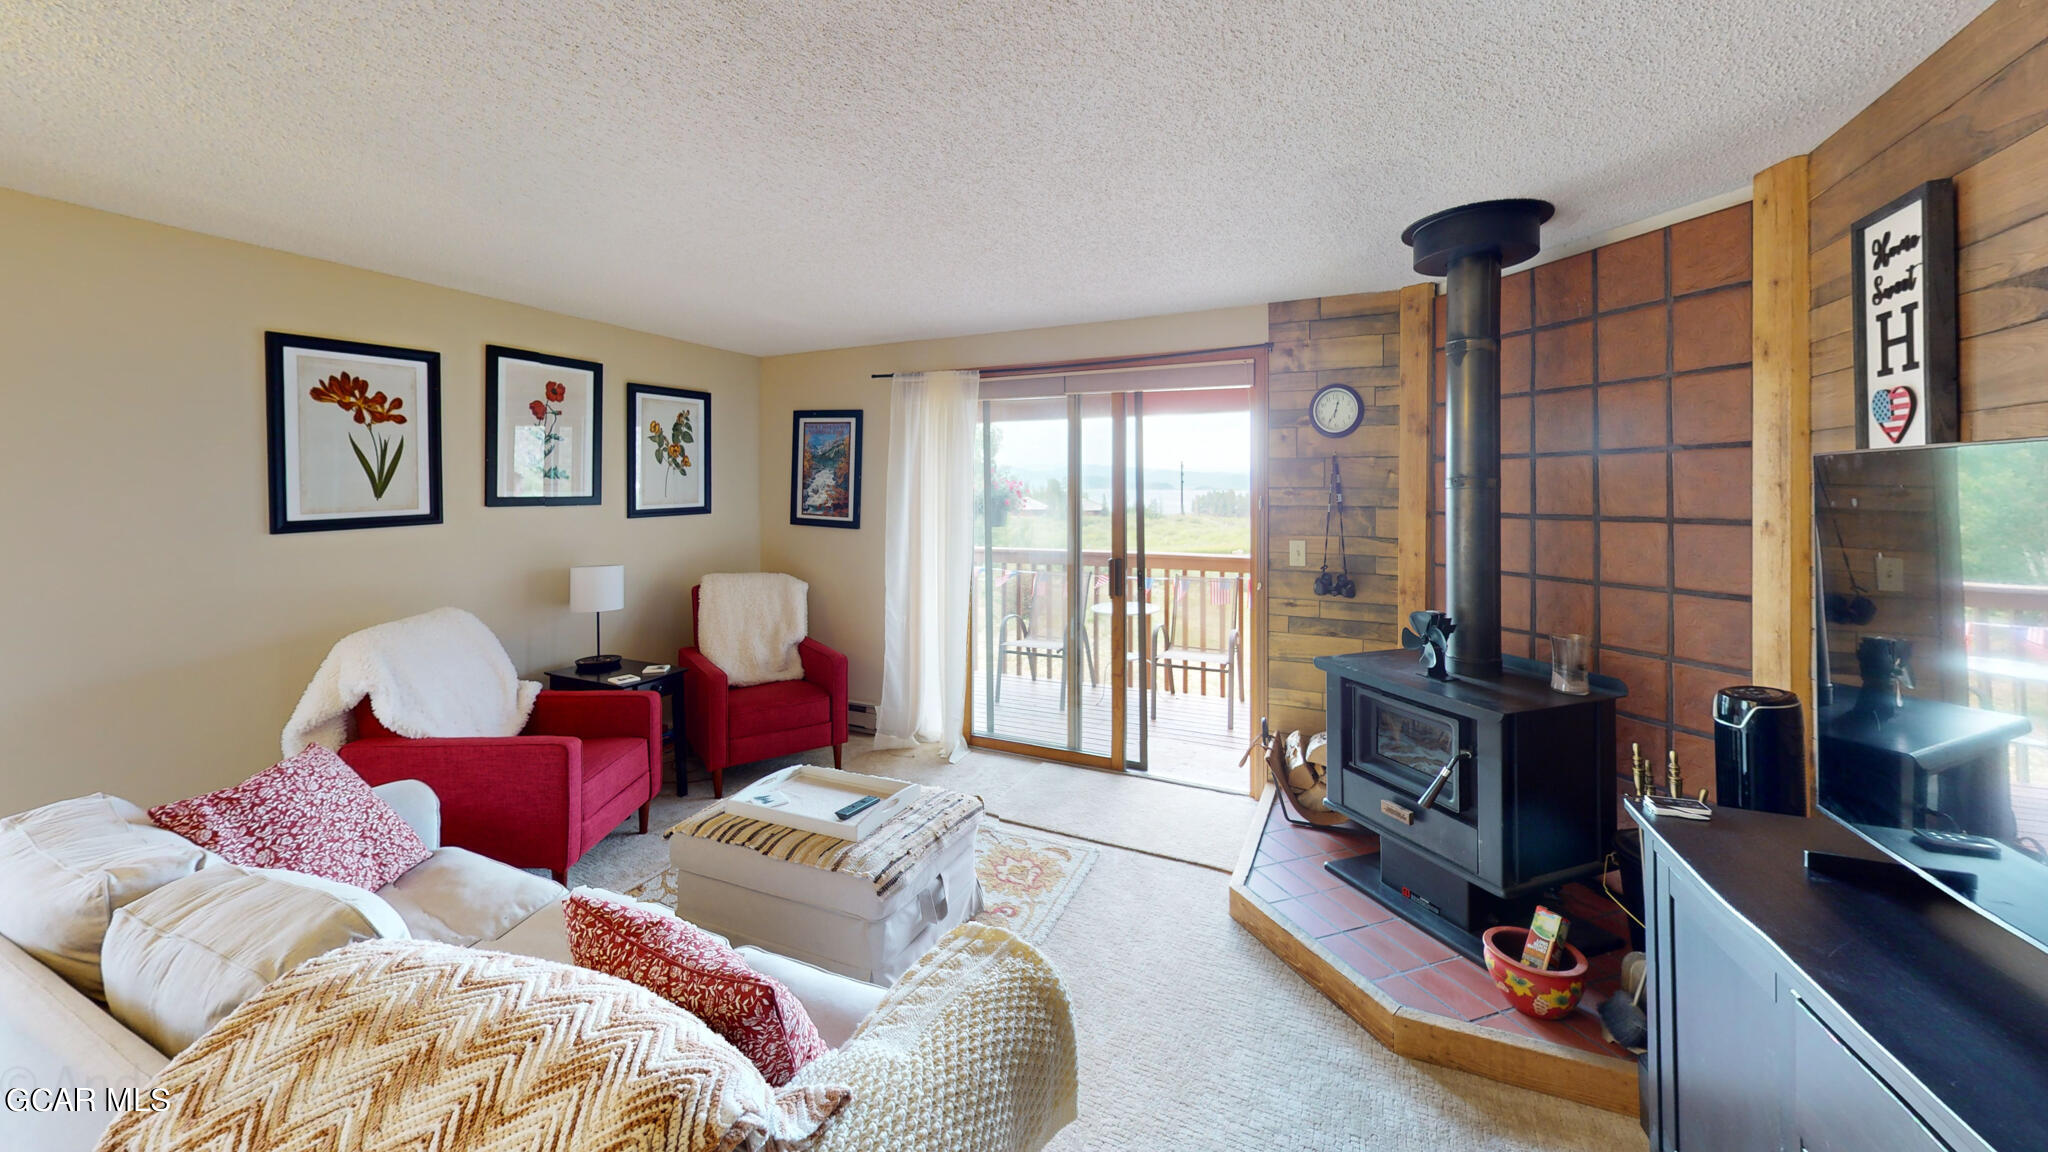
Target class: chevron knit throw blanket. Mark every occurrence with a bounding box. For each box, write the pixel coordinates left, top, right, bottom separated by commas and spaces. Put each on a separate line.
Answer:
97, 940, 851, 1152
792, 922, 1077, 1152
669, 788, 984, 899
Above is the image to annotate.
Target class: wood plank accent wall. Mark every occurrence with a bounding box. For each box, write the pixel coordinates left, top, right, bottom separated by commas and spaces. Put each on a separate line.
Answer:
1750, 155, 1816, 810
1809, 0, 2048, 452
1265, 291, 1406, 739
1396, 282, 1439, 624
1743, 0, 2048, 799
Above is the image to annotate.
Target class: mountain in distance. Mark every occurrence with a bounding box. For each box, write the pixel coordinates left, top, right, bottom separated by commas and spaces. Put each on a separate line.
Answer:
1004, 464, 1250, 492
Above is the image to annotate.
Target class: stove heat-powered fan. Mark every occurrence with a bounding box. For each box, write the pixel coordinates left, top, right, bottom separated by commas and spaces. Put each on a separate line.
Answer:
1401, 611, 1456, 681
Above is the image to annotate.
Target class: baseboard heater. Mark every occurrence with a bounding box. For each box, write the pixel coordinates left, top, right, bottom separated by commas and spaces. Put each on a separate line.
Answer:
847, 701, 878, 736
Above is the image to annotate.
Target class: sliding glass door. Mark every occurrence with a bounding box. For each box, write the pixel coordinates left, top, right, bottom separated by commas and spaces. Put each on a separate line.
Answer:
969, 369, 1254, 785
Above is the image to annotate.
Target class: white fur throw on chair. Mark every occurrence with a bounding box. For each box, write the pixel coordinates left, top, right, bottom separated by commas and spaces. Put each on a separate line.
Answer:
280, 608, 541, 756
699, 573, 808, 687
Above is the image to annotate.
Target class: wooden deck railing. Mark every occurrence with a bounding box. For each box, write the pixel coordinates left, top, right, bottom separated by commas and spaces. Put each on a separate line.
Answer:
1964, 581, 2048, 788
972, 547, 1250, 698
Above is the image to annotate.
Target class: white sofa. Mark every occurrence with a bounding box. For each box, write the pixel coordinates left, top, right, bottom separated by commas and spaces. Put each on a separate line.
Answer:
0, 782, 888, 1152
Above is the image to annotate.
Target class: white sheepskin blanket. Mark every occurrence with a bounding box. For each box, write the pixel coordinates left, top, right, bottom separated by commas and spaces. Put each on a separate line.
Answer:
699, 573, 808, 687
280, 608, 540, 756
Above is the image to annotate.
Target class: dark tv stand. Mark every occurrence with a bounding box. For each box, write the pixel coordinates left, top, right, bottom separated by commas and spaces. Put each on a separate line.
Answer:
1634, 801, 2048, 1152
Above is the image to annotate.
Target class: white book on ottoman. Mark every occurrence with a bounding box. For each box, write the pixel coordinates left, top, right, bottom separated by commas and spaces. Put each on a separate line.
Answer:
725, 765, 920, 841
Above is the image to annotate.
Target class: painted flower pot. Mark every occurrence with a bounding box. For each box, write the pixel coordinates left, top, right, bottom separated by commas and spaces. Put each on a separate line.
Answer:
1481, 925, 1588, 1019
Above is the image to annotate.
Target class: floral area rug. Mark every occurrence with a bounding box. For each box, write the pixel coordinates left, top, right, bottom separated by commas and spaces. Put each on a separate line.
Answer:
624, 820, 1096, 943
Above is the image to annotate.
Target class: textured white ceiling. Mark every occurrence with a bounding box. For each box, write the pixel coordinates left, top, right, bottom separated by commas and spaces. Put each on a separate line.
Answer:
0, 1, 1991, 355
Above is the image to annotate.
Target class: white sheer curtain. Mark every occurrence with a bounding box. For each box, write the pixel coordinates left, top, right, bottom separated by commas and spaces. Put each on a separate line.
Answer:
875, 369, 980, 760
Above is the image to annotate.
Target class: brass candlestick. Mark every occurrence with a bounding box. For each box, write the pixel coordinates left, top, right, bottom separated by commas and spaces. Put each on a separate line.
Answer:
1666, 749, 1683, 802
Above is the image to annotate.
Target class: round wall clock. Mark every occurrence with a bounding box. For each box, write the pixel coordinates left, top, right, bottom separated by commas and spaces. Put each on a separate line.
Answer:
1310, 383, 1363, 437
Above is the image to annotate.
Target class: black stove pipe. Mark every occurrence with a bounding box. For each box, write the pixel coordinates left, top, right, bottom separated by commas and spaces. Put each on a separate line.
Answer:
1402, 199, 1553, 679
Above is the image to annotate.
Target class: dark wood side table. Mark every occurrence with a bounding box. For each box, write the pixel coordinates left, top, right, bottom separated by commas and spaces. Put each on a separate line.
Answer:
544, 659, 687, 795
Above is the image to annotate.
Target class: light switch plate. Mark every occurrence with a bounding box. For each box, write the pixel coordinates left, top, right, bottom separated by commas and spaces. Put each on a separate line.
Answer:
1876, 554, 1905, 592
1289, 539, 1306, 567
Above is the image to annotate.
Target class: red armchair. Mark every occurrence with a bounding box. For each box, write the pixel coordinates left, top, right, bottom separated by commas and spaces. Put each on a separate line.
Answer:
338, 690, 661, 882
679, 584, 848, 798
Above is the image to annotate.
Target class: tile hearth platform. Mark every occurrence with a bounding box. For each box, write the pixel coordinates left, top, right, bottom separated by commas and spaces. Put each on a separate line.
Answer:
1229, 789, 1639, 1114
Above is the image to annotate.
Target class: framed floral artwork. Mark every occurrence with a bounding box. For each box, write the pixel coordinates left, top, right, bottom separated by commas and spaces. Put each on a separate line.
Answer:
485, 345, 602, 506
627, 383, 711, 517
266, 332, 442, 534
790, 409, 862, 529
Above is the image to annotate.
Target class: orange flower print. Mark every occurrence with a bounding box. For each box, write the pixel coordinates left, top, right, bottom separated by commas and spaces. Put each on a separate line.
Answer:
645, 405, 696, 493
362, 392, 407, 425
545, 380, 567, 403
309, 371, 406, 500
309, 373, 370, 422
529, 399, 548, 421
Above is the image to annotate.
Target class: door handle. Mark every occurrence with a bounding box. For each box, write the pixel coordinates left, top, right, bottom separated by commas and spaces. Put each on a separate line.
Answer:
1108, 557, 1125, 588
1416, 751, 1469, 811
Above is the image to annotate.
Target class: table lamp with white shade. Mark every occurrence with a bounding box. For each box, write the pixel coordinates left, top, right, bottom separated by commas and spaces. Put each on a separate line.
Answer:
569, 564, 625, 673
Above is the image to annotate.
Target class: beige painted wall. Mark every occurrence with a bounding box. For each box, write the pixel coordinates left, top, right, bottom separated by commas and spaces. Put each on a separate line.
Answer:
0, 188, 761, 813
757, 306, 1268, 705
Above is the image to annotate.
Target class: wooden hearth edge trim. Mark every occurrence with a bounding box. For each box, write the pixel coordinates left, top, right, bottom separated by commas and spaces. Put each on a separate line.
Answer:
1229, 788, 1639, 1116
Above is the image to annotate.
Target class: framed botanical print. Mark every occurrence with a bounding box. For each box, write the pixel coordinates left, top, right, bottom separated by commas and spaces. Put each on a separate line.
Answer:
266, 331, 442, 534
790, 409, 863, 529
627, 383, 711, 517
485, 345, 602, 505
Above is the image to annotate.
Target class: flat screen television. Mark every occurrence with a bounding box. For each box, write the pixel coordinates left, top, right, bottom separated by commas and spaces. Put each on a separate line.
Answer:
1814, 436, 2048, 954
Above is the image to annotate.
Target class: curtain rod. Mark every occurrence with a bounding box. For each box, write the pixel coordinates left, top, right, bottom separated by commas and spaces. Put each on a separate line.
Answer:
867, 345, 1264, 380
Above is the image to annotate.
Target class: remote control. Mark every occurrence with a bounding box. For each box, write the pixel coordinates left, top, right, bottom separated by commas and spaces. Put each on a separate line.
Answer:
641, 664, 670, 675
835, 795, 881, 821
606, 674, 642, 685
1910, 828, 2003, 858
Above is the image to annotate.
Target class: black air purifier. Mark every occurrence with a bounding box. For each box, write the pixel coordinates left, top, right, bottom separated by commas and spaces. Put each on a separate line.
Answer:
1713, 686, 1806, 816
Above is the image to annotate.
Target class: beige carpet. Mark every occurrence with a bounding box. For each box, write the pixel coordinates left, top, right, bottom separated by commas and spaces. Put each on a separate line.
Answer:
567, 739, 1639, 1150
847, 742, 1257, 872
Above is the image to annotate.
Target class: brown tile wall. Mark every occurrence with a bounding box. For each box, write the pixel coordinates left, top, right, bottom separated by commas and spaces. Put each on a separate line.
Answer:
1265, 292, 1406, 738
1430, 204, 1757, 780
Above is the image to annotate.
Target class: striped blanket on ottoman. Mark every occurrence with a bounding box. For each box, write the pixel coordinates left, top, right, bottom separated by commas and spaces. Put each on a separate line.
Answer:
664, 785, 985, 983
667, 788, 983, 900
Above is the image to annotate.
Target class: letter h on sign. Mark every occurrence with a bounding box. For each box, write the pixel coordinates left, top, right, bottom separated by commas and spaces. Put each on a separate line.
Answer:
1850, 180, 1958, 449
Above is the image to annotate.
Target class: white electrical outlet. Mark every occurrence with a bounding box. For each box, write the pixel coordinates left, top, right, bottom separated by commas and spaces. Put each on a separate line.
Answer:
1289, 539, 1307, 567
1876, 554, 1906, 593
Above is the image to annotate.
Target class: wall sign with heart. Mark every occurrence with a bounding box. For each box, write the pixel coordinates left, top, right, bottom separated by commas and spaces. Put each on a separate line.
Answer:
1871, 385, 1916, 444
1850, 179, 1958, 449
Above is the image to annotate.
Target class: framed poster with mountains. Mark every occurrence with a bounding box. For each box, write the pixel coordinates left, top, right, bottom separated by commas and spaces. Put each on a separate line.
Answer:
266, 331, 442, 534
790, 410, 863, 529
485, 345, 602, 505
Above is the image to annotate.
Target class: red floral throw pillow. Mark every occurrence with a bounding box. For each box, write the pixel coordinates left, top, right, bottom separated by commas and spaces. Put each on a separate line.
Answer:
149, 744, 430, 892
565, 890, 829, 1085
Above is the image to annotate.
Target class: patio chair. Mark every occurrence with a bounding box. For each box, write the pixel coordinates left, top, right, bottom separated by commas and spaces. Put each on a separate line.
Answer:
997, 569, 1093, 707
1149, 574, 1244, 732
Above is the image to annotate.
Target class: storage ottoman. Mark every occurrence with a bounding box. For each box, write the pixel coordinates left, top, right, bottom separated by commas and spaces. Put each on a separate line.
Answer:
665, 786, 985, 984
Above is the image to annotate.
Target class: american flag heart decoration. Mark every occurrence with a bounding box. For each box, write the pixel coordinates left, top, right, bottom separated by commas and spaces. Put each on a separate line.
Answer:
1870, 385, 1916, 443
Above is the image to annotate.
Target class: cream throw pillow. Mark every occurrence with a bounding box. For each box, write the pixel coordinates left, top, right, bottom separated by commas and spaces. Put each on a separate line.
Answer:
103, 864, 408, 1055
0, 793, 209, 1001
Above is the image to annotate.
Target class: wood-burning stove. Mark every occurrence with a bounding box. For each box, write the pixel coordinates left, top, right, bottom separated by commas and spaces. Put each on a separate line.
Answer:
1316, 649, 1623, 958
1308, 198, 1627, 961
